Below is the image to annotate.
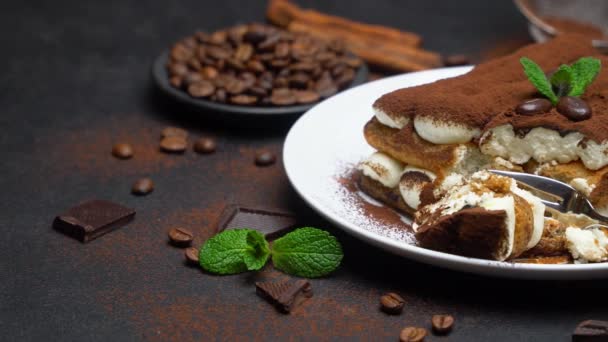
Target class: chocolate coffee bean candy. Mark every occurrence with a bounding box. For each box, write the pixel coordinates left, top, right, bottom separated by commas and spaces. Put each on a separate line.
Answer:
431, 315, 454, 335
188, 81, 215, 98
185, 247, 199, 264
161, 126, 188, 139
443, 54, 470, 66
131, 178, 154, 196
557, 96, 592, 121
193, 137, 217, 154
255, 151, 277, 166
112, 143, 133, 159
573, 320, 608, 342
160, 136, 187, 153
294, 90, 320, 104
230, 94, 258, 105
515, 98, 552, 115
380, 292, 405, 314
168, 227, 194, 247
399, 327, 426, 342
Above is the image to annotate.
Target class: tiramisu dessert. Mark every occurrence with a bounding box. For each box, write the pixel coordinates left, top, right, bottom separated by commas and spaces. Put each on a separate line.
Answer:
357, 34, 608, 263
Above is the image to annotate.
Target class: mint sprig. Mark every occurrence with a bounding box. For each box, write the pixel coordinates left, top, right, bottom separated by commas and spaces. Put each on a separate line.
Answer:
198, 227, 343, 277
199, 229, 270, 274
271, 227, 343, 278
520, 56, 601, 104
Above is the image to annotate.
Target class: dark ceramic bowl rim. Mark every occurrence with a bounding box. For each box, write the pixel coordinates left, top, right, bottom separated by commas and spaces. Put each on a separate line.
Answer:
151, 51, 369, 116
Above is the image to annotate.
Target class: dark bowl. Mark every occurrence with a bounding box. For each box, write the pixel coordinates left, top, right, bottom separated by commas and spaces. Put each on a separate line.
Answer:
151, 51, 369, 116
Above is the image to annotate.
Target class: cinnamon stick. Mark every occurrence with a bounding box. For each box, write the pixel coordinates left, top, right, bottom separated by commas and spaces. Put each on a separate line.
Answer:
288, 20, 441, 72
267, 0, 422, 47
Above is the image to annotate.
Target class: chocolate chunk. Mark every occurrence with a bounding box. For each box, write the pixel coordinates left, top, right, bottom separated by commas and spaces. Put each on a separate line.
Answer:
160, 136, 188, 153
193, 137, 217, 154
431, 314, 454, 335
557, 96, 592, 121
168, 227, 194, 247
216, 204, 297, 240
111, 143, 133, 159
399, 327, 427, 342
53, 200, 135, 243
185, 247, 199, 265
255, 279, 313, 313
516, 98, 552, 115
131, 178, 154, 196
255, 150, 277, 166
380, 292, 405, 315
573, 320, 608, 342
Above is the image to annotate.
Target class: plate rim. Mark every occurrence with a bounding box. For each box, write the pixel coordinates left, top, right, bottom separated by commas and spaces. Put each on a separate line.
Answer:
151, 50, 369, 116
283, 66, 608, 279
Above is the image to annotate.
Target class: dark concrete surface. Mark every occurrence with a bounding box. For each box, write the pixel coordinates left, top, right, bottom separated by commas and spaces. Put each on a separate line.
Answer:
2, 0, 605, 341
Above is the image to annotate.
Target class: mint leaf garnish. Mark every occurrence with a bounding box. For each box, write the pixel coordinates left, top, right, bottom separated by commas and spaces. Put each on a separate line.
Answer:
520, 57, 558, 104
199, 229, 270, 275
550, 65, 573, 97
271, 227, 343, 278
569, 57, 601, 97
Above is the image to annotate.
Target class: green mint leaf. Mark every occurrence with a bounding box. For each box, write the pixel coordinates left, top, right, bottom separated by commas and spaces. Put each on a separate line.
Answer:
199, 229, 270, 275
550, 64, 573, 97
243, 230, 270, 271
569, 57, 601, 97
271, 227, 343, 278
520, 57, 558, 104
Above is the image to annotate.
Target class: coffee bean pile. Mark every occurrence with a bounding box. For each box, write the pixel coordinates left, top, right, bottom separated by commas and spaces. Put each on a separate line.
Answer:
166, 23, 362, 106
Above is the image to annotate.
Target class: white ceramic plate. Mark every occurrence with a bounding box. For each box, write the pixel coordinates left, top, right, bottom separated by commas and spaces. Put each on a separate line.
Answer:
284, 66, 608, 279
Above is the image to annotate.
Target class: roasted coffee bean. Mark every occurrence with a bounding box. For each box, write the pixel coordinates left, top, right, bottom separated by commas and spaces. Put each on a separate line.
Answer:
335, 68, 355, 87
160, 136, 188, 153
195, 45, 207, 60
226, 80, 247, 95
207, 46, 231, 60
131, 178, 154, 196
258, 33, 281, 51
331, 64, 347, 78
168, 227, 193, 247
188, 81, 215, 98
226, 58, 245, 71
557, 96, 592, 121
240, 72, 257, 88
315, 52, 336, 63
257, 53, 275, 62
316, 82, 338, 98
168, 63, 189, 77
343, 55, 363, 68
275, 42, 290, 58
187, 58, 202, 71
399, 327, 426, 342
234, 44, 254, 61
246, 60, 265, 73
230, 94, 258, 105
431, 315, 454, 335
243, 29, 267, 45
270, 59, 290, 69
182, 72, 204, 86
161, 126, 189, 139
248, 86, 268, 97
270, 89, 296, 106
294, 90, 320, 104
169, 76, 183, 88
214, 88, 227, 102
380, 292, 405, 314
573, 320, 608, 342
112, 143, 133, 159
170, 43, 193, 62
193, 137, 217, 154
202, 66, 218, 79
443, 54, 470, 66
185, 247, 199, 264
255, 150, 277, 166
516, 98, 552, 115
182, 36, 197, 49
209, 31, 227, 45
290, 62, 315, 73
289, 73, 309, 89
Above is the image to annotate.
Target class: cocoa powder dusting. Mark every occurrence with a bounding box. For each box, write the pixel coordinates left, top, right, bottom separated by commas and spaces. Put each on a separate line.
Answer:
374, 34, 608, 143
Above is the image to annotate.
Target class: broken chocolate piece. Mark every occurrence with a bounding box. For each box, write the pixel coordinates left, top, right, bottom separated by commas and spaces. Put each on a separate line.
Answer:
53, 200, 135, 243
216, 204, 297, 240
255, 279, 313, 313
573, 320, 608, 342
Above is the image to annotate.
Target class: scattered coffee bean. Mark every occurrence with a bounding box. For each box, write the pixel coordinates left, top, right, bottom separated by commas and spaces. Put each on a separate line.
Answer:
573, 320, 608, 342
161, 126, 189, 139
193, 137, 217, 154
515, 98, 552, 115
399, 327, 427, 342
168, 227, 194, 247
160, 136, 188, 153
165, 23, 362, 107
380, 292, 405, 315
557, 96, 592, 121
131, 178, 154, 196
443, 54, 470, 66
185, 247, 199, 264
111, 143, 133, 159
431, 314, 454, 335
255, 151, 276, 166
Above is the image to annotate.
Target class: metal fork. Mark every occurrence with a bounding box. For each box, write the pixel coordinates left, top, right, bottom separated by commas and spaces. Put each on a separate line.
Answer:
490, 169, 608, 224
